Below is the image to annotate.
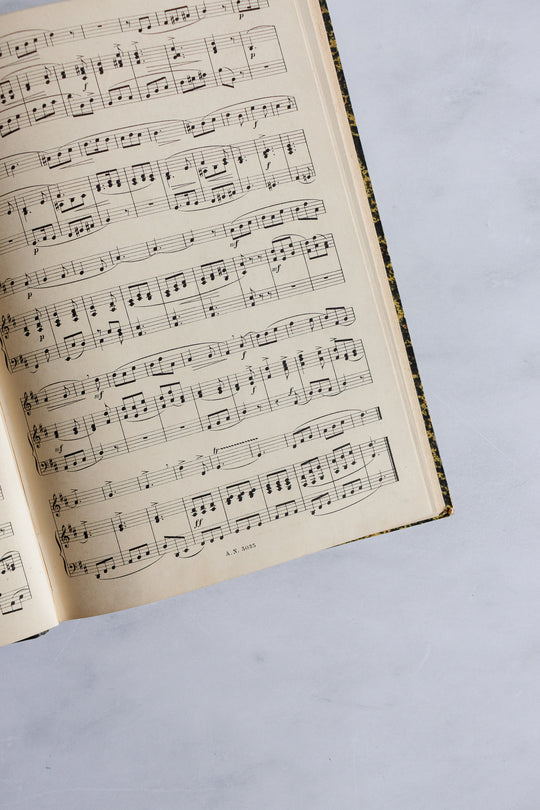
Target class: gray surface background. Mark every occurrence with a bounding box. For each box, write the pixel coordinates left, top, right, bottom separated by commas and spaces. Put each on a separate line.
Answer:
1, 1, 539, 807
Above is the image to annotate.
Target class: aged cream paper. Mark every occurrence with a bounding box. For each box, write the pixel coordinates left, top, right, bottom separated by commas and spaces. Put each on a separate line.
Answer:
0, 405, 57, 645
0, 0, 445, 627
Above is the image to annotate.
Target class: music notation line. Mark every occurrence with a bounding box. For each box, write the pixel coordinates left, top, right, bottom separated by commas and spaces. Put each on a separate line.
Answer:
0, 130, 314, 255
0, 198, 324, 298
0, 521, 14, 539
29, 339, 367, 447
0, 589, 31, 615
3, 241, 342, 374
58, 436, 393, 544
0, 26, 285, 139
1, 24, 277, 94
58, 439, 399, 579
35, 367, 373, 475
0, 96, 298, 182
6, 270, 344, 374
0, 551, 31, 615
50, 408, 384, 515
0, 1, 270, 63
22, 306, 355, 414
3, 230, 333, 341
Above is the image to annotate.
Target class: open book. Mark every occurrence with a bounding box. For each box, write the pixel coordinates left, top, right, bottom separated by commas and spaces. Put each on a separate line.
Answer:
0, 0, 451, 646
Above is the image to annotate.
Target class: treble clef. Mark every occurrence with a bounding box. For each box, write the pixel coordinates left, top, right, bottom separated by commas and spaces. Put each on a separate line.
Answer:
22, 391, 32, 415
30, 424, 42, 449
55, 528, 69, 550
1, 314, 10, 340
57, 526, 70, 548
51, 493, 61, 516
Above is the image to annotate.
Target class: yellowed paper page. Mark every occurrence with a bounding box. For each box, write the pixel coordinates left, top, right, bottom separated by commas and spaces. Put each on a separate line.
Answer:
0, 0, 445, 623
0, 405, 57, 645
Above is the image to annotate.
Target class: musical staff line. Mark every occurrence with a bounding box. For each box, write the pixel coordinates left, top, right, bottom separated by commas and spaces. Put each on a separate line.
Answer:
0, 130, 314, 255
2, 232, 342, 373
0, 198, 324, 298
0, 96, 298, 182
29, 338, 368, 447
0, 1, 270, 63
22, 305, 355, 414
4, 231, 333, 338
57, 437, 398, 579
49, 408, 383, 515
34, 366, 373, 475
0, 521, 14, 540
0, 26, 286, 138
0, 551, 31, 615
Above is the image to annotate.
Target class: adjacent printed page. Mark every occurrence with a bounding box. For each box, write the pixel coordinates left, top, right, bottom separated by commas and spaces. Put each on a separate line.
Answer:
0, 406, 57, 645
0, 0, 446, 623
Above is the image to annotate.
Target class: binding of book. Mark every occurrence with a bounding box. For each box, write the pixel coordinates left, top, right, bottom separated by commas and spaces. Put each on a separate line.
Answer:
0, 0, 451, 646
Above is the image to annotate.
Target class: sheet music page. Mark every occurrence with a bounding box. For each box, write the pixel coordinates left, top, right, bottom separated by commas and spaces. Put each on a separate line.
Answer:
0, 0, 445, 622
0, 406, 57, 645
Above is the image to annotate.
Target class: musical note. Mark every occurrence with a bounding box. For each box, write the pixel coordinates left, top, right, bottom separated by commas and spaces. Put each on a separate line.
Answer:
0, 199, 324, 297
29, 342, 372, 470
48, 409, 384, 515
0, 26, 285, 140
0, 2, 271, 66
127, 544, 151, 564
235, 513, 262, 532
4, 231, 343, 373
299, 457, 325, 487
272, 500, 298, 519
0, 522, 14, 540
0, 551, 31, 616
55, 435, 399, 579
0, 130, 315, 257
265, 469, 292, 495
0, 114, 21, 138
95, 557, 116, 578
63, 332, 86, 362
